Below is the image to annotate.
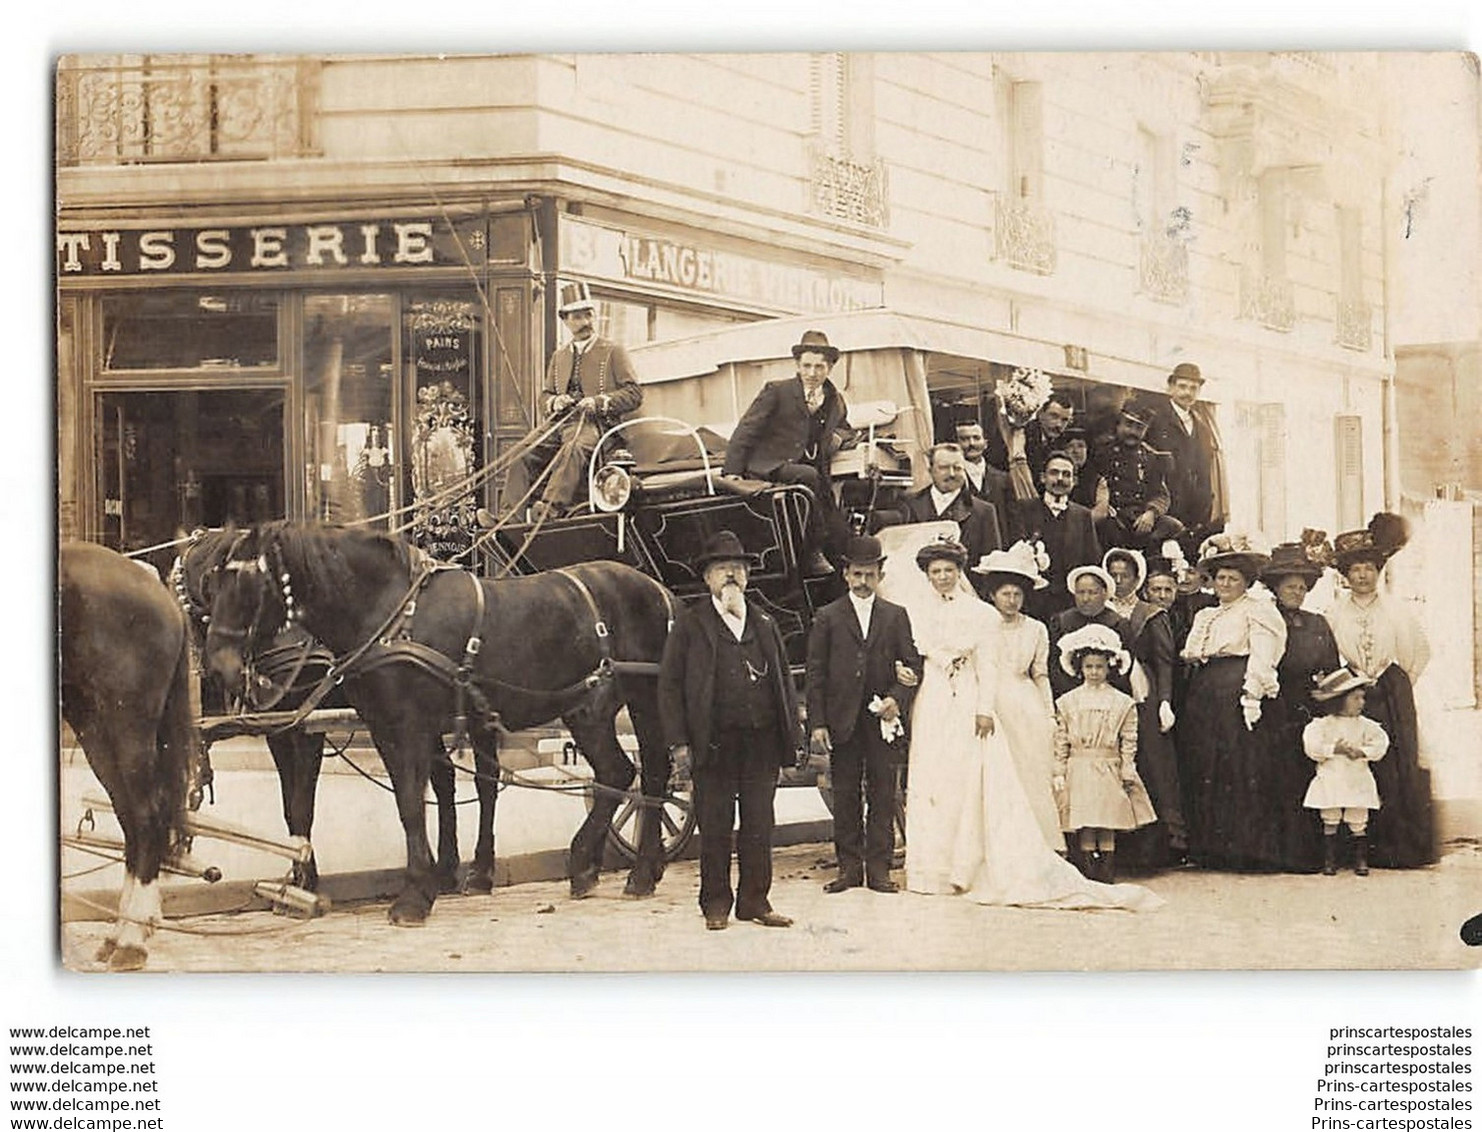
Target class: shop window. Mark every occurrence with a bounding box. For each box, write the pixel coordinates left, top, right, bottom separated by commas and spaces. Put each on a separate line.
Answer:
102, 291, 279, 371
303, 294, 395, 528
96, 389, 284, 553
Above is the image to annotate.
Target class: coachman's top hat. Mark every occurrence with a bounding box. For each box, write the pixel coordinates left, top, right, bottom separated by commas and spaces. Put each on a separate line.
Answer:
556, 279, 598, 315
1168, 362, 1205, 385
791, 329, 840, 365
692, 530, 759, 571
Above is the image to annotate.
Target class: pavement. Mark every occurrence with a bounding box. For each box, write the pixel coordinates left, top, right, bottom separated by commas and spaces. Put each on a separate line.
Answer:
57, 707, 1482, 972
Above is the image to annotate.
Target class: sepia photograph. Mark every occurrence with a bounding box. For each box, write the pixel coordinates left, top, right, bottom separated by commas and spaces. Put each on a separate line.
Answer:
51, 46, 1482, 977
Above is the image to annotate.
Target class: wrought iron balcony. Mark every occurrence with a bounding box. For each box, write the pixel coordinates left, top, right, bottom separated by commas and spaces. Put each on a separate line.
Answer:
808, 149, 889, 229
994, 197, 1056, 276
57, 55, 320, 166
1335, 298, 1373, 352
1139, 234, 1189, 304
1239, 270, 1296, 333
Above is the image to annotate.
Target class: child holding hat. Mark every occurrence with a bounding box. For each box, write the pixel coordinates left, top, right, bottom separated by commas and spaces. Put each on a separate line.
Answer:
1303, 668, 1390, 876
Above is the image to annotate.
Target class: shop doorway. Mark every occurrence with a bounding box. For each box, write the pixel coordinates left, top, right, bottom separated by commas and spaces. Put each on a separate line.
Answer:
96, 388, 286, 552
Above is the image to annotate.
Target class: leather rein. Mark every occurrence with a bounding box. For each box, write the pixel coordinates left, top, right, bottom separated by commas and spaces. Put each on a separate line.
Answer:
218, 538, 622, 750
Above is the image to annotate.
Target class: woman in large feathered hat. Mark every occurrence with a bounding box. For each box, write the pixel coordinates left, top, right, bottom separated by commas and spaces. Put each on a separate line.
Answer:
1323, 512, 1436, 869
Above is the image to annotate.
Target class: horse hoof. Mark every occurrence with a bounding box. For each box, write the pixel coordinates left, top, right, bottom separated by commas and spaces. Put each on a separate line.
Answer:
388, 895, 432, 927
464, 873, 495, 896
437, 871, 461, 895
622, 878, 656, 899
107, 945, 148, 972
94, 938, 118, 964
569, 870, 601, 900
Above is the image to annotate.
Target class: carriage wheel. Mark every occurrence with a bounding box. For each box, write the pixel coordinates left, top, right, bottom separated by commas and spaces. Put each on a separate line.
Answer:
602, 786, 697, 865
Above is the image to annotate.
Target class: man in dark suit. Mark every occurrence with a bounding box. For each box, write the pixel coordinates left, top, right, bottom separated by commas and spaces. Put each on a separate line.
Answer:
955, 420, 1014, 526
658, 531, 804, 932
1010, 451, 1102, 618
805, 536, 921, 894
506, 281, 644, 522
1142, 362, 1227, 558
892, 443, 1003, 593
723, 329, 852, 574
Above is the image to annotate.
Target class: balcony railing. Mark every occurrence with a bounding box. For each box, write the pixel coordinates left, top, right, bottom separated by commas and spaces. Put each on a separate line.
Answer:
1335, 298, 1374, 352
1139, 234, 1190, 304
57, 55, 319, 166
995, 197, 1057, 276
1239, 270, 1297, 333
809, 150, 889, 229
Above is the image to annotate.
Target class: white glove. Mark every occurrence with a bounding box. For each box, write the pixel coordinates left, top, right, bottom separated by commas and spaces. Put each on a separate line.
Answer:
1240, 696, 1262, 731
1158, 701, 1176, 733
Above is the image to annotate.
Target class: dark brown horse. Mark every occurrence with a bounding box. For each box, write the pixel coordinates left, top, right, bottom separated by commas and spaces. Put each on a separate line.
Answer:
175, 530, 463, 894
59, 542, 200, 970
203, 522, 676, 925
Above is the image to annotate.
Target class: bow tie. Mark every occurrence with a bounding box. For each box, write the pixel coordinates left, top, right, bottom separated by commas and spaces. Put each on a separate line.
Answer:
1044, 495, 1069, 516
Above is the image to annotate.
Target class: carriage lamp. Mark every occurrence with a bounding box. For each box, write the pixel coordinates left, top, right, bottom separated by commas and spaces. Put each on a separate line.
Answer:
592, 448, 637, 514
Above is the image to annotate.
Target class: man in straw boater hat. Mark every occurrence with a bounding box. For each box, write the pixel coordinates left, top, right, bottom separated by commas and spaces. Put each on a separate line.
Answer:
722, 328, 852, 575
503, 281, 644, 523
805, 535, 921, 894
658, 531, 803, 930
1143, 362, 1228, 557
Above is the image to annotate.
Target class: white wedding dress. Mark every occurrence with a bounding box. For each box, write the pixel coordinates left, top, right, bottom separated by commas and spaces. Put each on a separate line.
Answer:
882, 527, 1163, 912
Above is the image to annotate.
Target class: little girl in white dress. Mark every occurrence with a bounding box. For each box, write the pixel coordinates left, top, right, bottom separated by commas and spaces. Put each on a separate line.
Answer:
1303, 667, 1390, 876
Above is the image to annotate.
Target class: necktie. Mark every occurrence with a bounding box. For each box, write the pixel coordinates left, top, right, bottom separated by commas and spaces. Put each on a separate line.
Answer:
805, 383, 824, 413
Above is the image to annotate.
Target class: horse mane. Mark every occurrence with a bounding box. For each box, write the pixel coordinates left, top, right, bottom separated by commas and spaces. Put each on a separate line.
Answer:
259, 521, 415, 604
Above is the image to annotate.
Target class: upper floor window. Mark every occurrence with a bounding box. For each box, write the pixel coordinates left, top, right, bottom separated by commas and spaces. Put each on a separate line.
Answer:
808, 53, 886, 229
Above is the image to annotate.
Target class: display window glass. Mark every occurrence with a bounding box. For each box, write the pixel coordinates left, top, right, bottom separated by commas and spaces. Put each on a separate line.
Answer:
101, 291, 279, 371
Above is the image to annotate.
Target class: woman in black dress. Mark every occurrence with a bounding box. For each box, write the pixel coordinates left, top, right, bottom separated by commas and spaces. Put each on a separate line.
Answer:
1259, 542, 1340, 873
1177, 535, 1288, 870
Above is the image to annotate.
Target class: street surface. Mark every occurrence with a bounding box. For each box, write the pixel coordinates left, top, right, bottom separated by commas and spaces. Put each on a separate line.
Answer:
61, 838, 1482, 973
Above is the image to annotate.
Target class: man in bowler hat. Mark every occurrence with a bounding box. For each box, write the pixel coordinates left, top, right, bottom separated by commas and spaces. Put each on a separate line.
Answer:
805, 536, 921, 893
723, 329, 852, 574
658, 530, 804, 930
1142, 362, 1228, 557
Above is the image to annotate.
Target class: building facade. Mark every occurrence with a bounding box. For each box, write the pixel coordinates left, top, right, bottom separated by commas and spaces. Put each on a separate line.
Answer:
57, 51, 1400, 563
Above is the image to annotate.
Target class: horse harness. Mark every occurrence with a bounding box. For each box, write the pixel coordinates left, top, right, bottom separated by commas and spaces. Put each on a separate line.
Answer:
230, 541, 637, 754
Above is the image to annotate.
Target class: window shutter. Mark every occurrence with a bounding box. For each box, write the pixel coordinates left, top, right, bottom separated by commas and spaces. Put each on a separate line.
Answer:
1334, 414, 1364, 531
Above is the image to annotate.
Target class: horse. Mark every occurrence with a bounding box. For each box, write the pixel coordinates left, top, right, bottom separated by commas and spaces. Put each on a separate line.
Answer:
59, 542, 201, 970
202, 522, 677, 926
173, 530, 464, 894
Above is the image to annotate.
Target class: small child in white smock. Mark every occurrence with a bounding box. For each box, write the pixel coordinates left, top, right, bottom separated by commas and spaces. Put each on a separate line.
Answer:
1302, 667, 1390, 876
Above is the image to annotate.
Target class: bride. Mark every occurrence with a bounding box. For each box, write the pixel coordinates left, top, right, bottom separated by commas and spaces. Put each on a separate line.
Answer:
888, 532, 1163, 911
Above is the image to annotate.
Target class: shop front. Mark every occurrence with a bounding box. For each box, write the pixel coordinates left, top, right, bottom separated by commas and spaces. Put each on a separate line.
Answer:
57, 204, 539, 559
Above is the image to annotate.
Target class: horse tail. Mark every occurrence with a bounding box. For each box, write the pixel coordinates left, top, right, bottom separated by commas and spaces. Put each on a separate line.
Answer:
155, 608, 199, 848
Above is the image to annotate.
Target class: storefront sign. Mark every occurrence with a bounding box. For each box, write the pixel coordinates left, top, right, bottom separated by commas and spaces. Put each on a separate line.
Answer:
559, 216, 882, 315
56, 216, 486, 277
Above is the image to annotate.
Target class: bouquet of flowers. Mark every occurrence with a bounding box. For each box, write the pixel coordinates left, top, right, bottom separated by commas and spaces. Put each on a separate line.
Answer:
994, 367, 1054, 425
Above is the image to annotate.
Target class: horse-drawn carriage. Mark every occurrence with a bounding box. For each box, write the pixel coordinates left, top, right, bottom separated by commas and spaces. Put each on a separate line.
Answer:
65, 311, 1109, 962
